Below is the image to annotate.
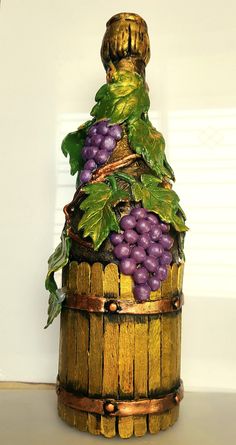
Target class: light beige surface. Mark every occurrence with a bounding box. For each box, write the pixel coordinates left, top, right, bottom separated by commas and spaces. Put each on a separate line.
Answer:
0, 390, 235, 444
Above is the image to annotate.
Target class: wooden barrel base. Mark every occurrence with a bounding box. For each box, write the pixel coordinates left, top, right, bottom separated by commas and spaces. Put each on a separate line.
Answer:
57, 398, 180, 438
57, 261, 184, 439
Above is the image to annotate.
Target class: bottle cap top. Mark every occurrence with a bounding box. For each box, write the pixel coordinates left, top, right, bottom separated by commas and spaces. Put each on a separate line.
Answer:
101, 12, 150, 71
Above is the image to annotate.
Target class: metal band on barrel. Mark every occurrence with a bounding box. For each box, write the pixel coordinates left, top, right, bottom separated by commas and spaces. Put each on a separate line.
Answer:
57, 379, 184, 417
63, 291, 184, 315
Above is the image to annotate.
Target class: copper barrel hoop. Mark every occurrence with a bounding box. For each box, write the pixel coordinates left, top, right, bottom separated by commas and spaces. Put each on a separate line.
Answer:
64, 291, 184, 315
57, 380, 184, 417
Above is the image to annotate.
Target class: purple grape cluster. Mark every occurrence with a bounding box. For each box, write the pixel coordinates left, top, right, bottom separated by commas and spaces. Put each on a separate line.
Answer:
79, 120, 122, 184
110, 207, 174, 302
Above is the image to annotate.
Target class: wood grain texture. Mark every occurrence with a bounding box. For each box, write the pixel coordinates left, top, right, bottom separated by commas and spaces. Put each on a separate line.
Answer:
101, 264, 119, 438
118, 274, 134, 438
134, 315, 148, 436
74, 262, 90, 431
88, 263, 104, 435
170, 263, 180, 425
148, 315, 161, 433
58, 262, 78, 427
160, 265, 173, 430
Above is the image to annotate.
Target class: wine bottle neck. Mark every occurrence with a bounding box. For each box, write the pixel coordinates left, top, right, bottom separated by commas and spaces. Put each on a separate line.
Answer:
106, 57, 146, 83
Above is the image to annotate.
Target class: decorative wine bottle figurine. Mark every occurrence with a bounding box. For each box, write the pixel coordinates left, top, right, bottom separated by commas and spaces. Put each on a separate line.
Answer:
45, 12, 188, 439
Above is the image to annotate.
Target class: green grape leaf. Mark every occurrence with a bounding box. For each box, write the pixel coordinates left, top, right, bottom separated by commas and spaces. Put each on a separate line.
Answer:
44, 231, 71, 328
91, 70, 150, 124
131, 174, 188, 232
78, 182, 129, 250
127, 118, 175, 181
61, 119, 94, 175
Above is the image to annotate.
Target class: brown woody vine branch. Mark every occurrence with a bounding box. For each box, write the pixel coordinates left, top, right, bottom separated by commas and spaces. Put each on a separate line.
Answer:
91, 153, 141, 184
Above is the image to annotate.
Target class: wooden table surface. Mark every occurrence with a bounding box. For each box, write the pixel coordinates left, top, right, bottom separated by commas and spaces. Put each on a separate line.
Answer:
0, 389, 235, 444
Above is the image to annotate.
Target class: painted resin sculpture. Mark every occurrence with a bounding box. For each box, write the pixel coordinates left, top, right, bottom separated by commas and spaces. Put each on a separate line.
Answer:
45, 12, 188, 439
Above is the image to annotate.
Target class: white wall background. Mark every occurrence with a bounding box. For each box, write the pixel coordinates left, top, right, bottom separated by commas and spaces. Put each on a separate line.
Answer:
0, 0, 236, 391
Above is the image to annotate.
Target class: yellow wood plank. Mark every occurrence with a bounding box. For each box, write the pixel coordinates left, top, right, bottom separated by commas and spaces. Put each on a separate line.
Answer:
177, 309, 182, 379
160, 265, 173, 431
58, 262, 78, 427
66, 263, 78, 387
118, 273, 134, 438
72, 262, 90, 432
88, 263, 104, 435
134, 316, 148, 437
148, 315, 161, 434
170, 264, 183, 425
101, 263, 119, 438
177, 262, 185, 293
58, 309, 68, 386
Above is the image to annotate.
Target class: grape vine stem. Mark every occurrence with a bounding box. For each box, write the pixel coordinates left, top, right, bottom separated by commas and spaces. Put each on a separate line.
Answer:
90, 153, 141, 183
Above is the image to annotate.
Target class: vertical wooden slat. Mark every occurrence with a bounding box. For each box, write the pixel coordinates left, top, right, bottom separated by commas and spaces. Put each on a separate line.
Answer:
118, 274, 134, 439
87, 263, 104, 435
148, 314, 161, 434
59, 262, 79, 427
173, 262, 184, 426
72, 262, 90, 432
169, 263, 180, 426
148, 268, 161, 433
160, 265, 173, 430
58, 263, 70, 386
134, 312, 148, 437
101, 264, 119, 438
177, 263, 184, 380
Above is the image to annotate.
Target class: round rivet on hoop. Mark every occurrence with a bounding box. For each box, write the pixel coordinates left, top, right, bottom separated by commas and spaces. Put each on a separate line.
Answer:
172, 297, 180, 309
174, 393, 181, 405
104, 401, 115, 414
108, 302, 118, 312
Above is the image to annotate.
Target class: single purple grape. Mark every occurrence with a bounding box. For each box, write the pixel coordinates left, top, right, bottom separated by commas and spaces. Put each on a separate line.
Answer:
136, 218, 151, 234
159, 222, 170, 233
143, 256, 158, 273
96, 120, 109, 135
156, 265, 168, 281
159, 234, 174, 250
88, 126, 97, 137
146, 213, 159, 225
148, 276, 161, 291
86, 146, 99, 160
133, 267, 149, 284
130, 207, 147, 220
120, 215, 136, 230
130, 246, 146, 263
160, 251, 172, 265
113, 243, 130, 260
100, 135, 116, 151
84, 159, 97, 171
124, 229, 139, 245
110, 232, 124, 246
94, 149, 109, 165
91, 134, 104, 147
147, 243, 164, 258
150, 225, 162, 241
137, 233, 151, 250
108, 124, 122, 141
81, 146, 90, 160
119, 258, 136, 275
85, 136, 92, 145
134, 284, 151, 301
79, 169, 92, 183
